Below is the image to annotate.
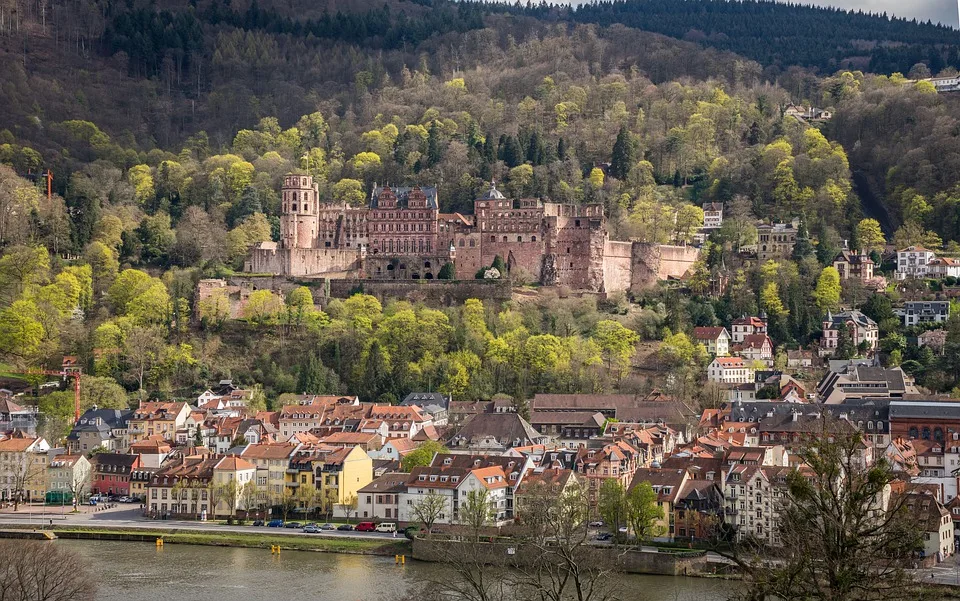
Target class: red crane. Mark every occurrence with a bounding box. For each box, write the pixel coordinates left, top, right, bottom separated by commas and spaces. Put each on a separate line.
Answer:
13, 369, 82, 422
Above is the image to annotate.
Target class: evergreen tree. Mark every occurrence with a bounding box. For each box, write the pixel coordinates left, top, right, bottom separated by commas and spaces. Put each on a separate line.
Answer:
360, 341, 391, 401
491, 255, 507, 275
482, 133, 496, 163
747, 121, 763, 145
609, 126, 634, 180
228, 185, 263, 227
498, 135, 522, 168
557, 138, 567, 161
791, 220, 815, 262
297, 355, 339, 394
426, 121, 443, 167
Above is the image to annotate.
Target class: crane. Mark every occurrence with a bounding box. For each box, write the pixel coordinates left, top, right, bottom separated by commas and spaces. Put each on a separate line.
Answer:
11, 368, 82, 422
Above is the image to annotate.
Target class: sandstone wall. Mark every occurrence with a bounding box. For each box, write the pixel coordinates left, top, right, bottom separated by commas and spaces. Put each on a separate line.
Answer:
630, 243, 700, 292
326, 279, 512, 306
602, 240, 634, 292
246, 247, 361, 276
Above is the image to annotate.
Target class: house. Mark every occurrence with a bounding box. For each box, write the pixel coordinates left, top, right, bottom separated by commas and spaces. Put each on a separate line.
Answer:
515, 468, 582, 516
693, 327, 730, 357
448, 412, 548, 452
358, 405, 433, 439
311, 445, 373, 517
278, 396, 361, 440
918, 330, 948, 354
731, 316, 767, 344
903, 491, 953, 564
398, 463, 513, 526
213, 456, 258, 515
237, 442, 301, 503
369, 437, 419, 461
927, 257, 960, 279
757, 220, 798, 261
318, 431, 382, 453
786, 349, 813, 369
147, 456, 220, 517
629, 467, 690, 540
128, 402, 191, 444
707, 357, 754, 384
896, 246, 936, 280
575, 441, 643, 506
817, 365, 915, 404
819, 310, 879, 357
889, 399, 960, 443
0, 397, 38, 435
357, 472, 410, 521
0, 433, 51, 503
528, 411, 606, 447
401, 392, 450, 426
702, 203, 723, 230
734, 334, 773, 364
46, 454, 91, 504
129, 436, 172, 468
833, 250, 874, 281
67, 408, 131, 454
723, 465, 790, 545
897, 301, 950, 327
672, 478, 723, 541
90, 452, 141, 496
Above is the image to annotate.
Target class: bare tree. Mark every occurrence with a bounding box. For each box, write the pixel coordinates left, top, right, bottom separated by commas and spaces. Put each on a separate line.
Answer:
10, 451, 45, 511
241, 480, 260, 518
222, 479, 240, 518
0, 540, 96, 601
412, 491, 449, 537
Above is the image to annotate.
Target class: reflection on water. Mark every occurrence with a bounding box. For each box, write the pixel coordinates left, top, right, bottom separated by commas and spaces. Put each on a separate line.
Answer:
57, 539, 731, 601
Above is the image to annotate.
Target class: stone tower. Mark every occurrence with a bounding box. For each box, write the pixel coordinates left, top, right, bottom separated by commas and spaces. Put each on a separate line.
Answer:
280, 174, 320, 249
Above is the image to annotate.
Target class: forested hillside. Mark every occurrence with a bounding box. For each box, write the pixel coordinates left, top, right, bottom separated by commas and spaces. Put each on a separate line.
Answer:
3, 0, 960, 432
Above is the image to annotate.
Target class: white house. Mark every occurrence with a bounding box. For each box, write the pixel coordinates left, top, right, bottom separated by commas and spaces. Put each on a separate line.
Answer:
397, 464, 512, 526
731, 316, 767, 344
707, 357, 754, 384
896, 246, 936, 280
820, 310, 879, 356
927, 257, 960, 279
693, 327, 731, 357
702, 202, 723, 230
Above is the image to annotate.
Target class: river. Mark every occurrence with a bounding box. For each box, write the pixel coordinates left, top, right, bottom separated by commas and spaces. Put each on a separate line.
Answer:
56, 539, 732, 601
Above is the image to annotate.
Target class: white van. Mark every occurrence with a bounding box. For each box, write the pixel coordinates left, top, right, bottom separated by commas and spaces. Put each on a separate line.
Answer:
375, 522, 397, 533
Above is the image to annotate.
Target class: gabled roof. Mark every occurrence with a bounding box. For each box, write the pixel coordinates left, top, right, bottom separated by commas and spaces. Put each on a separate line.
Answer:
358, 472, 411, 494
0, 397, 26, 414
629, 467, 688, 502
693, 327, 728, 341
451, 412, 543, 448
713, 357, 746, 368
215, 456, 256, 471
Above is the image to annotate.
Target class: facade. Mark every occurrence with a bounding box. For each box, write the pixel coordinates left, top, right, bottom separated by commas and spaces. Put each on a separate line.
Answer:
237, 442, 301, 503
897, 301, 950, 327
702, 203, 723, 230
398, 463, 512, 526
0, 433, 50, 502
528, 411, 605, 447
927, 257, 960, 279
245, 175, 701, 293
67, 408, 131, 454
731, 316, 767, 344
723, 465, 789, 545
833, 250, 874, 281
0, 397, 38, 435
46, 454, 91, 502
693, 327, 730, 357
820, 310, 879, 357
896, 246, 936, 280
756, 221, 798, 261
128, 402, 190, 444
358, 472, 410, 521
278, 395, 361, 440
734, 334, 773, 364
146, 456, 254, 518
707, 357, 754, 384
90, 452, 141, 496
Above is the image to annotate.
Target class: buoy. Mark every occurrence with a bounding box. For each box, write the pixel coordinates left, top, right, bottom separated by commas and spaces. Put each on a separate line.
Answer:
155, 538, 163, 548
401, 555, 405, 565
271, 545, 281, 555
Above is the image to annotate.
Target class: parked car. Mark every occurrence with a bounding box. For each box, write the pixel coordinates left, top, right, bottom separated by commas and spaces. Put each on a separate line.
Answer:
595, 532, 613, 541
588, 520, 604, 528
355, 522, 376, 532
337, 524, 354, 531
618, 526, 628, 534
267, 519, 284, 527
285, 522, 303, 529
303, 525, 321, 533
118, 496, 130, 503
252, 519, 265, 526
320, 523, 336, 530
375, 522, 397, 533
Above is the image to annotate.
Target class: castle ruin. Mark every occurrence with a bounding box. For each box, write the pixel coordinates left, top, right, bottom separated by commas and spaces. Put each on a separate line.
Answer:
245, 174, 699, 293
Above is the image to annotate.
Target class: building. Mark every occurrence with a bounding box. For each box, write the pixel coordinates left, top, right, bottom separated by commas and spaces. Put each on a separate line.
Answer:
90, 452, 141, 496
707, 357, 754, 384
734, 334, 773, 364
67, 408, 131, 454
357, 472, 410, 521
575, 441, 643, 507
723, 465, 789, 545
128, 402, 190, 444
237, 442, 301, 503
897, 301, 950, 327
296, 444, 373, 517
278, 396, 361, 440
927, 257, 960, 279
833, 250, 874, 281
817, 365, 915, 404
896, 246, 936, 280
515, 468, 582, 516
889, 400, 960, 443
820, 310, 879, 357
46, 454, 91, 503
0, 433, 50, 503
244, 175, 700, 294
757, 220, 798, 261
528, 411, 606, 447
903, 491, 953, 564
918, 330, 948, 354
731, 316, 767, 344
629, 467, 690, 539
213, 456, 258, 515
448, 412, 548, 452
702, 203, 723, 230
398, 462, 515, 526
0, 396, 38, 435
693, 327, 730, 357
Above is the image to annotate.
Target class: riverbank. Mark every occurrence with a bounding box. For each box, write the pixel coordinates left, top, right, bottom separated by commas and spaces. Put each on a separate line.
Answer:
0, 524, 410, 555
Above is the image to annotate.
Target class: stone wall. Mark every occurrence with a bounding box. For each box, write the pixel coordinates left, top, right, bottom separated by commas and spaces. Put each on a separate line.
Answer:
411, 537, 709, 576
325, 279, 512, 306
602, 240, 634, 292
629, 243, 700, 292
246, 246, 361, 276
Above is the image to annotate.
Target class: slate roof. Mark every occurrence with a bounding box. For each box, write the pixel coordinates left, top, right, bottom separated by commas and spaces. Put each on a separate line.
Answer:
451, 413, 545, 448
371, 185, 439, 209
401, 392, 450, 409
889, 400, 960, 420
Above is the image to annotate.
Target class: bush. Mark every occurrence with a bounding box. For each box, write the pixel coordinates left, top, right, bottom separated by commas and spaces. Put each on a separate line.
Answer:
438, 262, 455, 280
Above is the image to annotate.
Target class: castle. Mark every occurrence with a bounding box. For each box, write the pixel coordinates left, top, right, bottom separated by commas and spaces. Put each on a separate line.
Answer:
245, 174, 699, 293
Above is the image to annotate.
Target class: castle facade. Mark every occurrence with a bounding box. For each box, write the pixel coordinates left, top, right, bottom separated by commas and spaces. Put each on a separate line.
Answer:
245, 174, 699, 293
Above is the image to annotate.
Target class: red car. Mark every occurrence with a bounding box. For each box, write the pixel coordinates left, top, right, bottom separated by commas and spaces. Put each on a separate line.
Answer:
355, 521, 376, 532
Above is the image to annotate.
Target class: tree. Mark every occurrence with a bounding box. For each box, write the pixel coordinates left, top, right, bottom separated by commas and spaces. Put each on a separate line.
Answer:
123, 325, 165, 400
412, 490, 448, 536
241, 480, 261, 517
332, 179, 366, 205
296, 355, 340, 395
243, 289, 283, 324
812, 266, 842, 313
0, 540, 96, 601
674, 204, 704, 244
609, 126, 634, 181
854, 218, 886, 253
438, 263, 455, 280
735, 428, 922, 601
791, 220, 816, 261
0, 300, 45, 366
9, 449, 45, 510
597, 479, 627, 534
401, 440, 450, 472
277, 488, 298, 522
625, 481, 663, 541
592, 320, 639, 381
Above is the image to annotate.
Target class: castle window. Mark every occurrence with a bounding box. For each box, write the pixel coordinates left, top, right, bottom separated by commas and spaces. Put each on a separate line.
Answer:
469, 240, 475, 247
517, 236, 522, 242
502, 236, 507, 242
292, 204, 298, 212
490, 236, 496, 242
459, 239, 464, 247
531, 236, 537, 242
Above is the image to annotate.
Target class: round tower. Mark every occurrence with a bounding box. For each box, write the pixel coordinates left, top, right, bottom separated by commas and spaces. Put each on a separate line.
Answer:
281, 174, 319, 249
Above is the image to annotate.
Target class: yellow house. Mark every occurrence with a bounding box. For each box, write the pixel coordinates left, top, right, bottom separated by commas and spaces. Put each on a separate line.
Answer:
238, 442, 300, 508
628, 467, 691, 540
0, 433, 51, 503
128, 402, 190, 444
283, 444, 373, 518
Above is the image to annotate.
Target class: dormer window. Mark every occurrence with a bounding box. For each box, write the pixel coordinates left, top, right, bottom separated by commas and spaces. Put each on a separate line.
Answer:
429, 475, 437, 482
418, 475, 426, 481
443, 458, 452, 465
451, 476, 459, 483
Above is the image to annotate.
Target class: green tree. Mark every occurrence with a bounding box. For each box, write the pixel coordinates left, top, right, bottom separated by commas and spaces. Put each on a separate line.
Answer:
0, 300, 45, 365
400, 440, 450, 472
296, 355, 340, 395
609, 125, 634, 181
332, 179, 365, 206
625, 481, 663, 541
597, 479, 627, 534
854, 218, 886, 253
243, 290, 283, 324
593, 320, 639, 381
812, 266, 842, 313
